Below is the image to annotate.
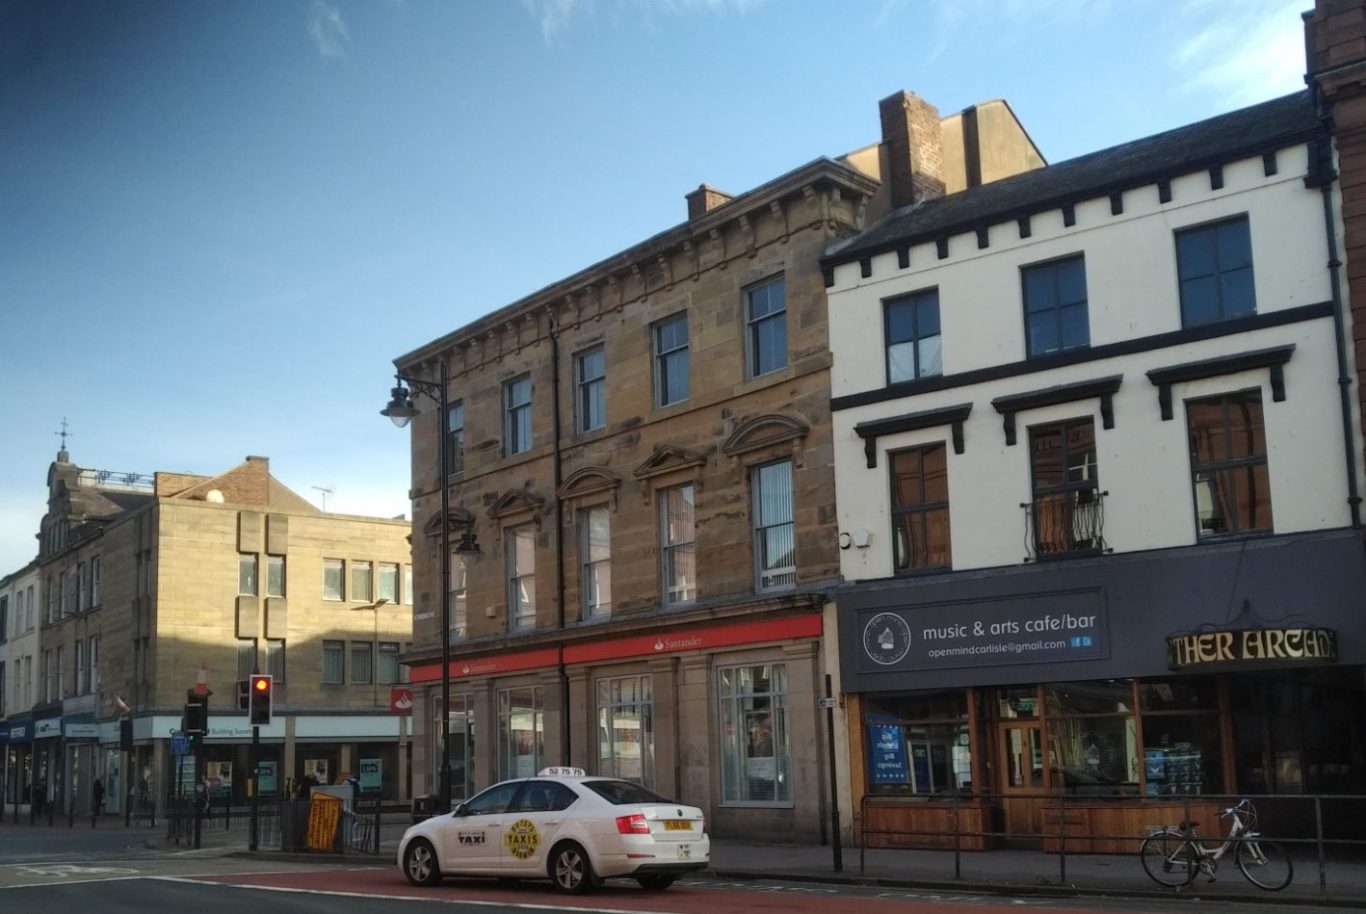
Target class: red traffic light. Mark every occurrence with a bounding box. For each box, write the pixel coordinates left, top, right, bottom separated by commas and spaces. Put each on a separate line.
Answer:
249, 674, 273, 726
253, 677, 270, 692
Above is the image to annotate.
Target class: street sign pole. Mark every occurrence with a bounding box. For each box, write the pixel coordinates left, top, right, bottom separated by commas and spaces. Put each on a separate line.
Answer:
824, 674, 843, 873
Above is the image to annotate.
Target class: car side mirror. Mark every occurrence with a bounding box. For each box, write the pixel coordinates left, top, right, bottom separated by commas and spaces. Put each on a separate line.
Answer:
451, 803, 466, 817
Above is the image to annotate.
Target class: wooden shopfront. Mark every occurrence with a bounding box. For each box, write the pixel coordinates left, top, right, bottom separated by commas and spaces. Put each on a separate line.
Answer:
838, 531, 1366, 853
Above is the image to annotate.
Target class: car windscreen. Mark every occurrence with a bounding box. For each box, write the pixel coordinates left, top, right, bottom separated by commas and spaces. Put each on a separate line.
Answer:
582, 780, 673, 805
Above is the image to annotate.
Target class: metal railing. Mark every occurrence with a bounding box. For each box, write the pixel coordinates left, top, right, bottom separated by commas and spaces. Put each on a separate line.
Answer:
858, 790, 1366, 892
1022, 490, 1107, 561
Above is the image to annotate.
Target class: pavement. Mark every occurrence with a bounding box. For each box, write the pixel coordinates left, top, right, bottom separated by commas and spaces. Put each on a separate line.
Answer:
8, 808, 1366, 907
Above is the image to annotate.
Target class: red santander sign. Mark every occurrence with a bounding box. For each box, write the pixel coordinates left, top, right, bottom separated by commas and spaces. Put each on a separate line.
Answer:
389, 687, 413, 715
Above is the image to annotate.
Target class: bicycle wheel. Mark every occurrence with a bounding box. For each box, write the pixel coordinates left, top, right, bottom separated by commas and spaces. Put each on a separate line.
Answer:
1236, 838, 1293, 890
1141, 832, 1197, 887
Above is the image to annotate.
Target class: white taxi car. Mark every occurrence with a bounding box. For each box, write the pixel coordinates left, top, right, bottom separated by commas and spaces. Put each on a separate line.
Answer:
398, 767, 709, 893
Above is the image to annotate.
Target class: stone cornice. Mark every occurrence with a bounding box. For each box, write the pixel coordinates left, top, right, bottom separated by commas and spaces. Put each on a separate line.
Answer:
395, 158, 879, 374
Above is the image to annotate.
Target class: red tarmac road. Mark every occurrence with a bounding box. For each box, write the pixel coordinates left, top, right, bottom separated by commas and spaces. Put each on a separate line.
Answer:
189, 866, 1111, 913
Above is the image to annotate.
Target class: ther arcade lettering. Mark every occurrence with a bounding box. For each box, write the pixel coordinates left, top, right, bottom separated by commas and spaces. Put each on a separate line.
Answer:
1167, 627, 1337, 670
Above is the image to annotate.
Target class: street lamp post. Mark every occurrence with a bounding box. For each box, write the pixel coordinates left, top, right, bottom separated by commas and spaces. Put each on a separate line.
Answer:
352, 598, 389, 708
381, 357, 454, 812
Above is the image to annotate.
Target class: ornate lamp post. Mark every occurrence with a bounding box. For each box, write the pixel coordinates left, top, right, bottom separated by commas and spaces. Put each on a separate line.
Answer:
381, 358, 456, 811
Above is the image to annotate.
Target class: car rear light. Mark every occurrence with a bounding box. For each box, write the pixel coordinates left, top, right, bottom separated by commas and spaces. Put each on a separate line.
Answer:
616, 813, 650, 834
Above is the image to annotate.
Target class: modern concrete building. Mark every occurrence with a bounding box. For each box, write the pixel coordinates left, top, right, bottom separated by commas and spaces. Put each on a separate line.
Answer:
823, 81, 1365, 848
392, 91, 1043, 842
11, 448, 413, 818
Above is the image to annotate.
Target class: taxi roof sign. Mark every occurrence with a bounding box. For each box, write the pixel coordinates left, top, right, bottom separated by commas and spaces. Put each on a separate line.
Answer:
538, 766, 586, 778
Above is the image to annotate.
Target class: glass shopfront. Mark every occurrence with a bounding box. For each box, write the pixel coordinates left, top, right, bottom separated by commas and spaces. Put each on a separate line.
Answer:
862, 669, 1366, 807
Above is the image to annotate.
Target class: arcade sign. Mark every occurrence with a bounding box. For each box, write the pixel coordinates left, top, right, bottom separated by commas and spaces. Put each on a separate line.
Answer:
1167, 626, 1337, 670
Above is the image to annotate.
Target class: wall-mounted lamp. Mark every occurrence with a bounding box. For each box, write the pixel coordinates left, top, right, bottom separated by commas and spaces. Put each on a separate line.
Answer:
454, 529, 481, 557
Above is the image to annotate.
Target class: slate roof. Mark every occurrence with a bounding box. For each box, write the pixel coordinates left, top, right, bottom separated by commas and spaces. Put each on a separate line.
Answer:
824, 90, 1322, 268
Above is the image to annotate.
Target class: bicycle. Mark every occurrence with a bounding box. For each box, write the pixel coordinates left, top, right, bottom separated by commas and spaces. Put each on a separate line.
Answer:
1139, 798, 1293, 891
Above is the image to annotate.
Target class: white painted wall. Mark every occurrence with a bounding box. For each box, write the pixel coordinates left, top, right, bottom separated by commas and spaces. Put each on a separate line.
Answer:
828, 143, 1362, 581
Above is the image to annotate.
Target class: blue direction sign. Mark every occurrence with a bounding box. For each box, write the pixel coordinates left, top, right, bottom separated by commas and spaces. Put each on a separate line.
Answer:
170, 730, 189, 756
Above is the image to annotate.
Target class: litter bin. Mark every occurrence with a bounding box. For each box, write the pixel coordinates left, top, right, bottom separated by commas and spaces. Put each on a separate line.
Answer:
412, 794, 437, 825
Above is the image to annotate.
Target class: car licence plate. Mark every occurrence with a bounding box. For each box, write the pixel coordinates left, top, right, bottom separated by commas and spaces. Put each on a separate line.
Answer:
664, 820, 692, 831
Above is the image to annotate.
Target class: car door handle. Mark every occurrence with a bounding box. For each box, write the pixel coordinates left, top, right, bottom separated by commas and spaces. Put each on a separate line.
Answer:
543, 819, 561, 826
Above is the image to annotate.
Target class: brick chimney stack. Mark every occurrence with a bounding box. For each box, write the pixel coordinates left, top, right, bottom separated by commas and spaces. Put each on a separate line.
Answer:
879, 91, 947, 210
686, 183, 735, 220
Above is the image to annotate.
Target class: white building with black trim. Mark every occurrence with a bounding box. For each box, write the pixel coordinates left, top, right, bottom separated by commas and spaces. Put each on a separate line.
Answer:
822, 89, 1366, 849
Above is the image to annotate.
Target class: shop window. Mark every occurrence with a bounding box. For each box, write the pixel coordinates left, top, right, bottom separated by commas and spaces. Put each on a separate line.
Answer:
1140, 678, 1222, 796
596, 675, 653, 787
718, 664, 791, 805
498, 686, 543, 781
1229, 672, 1366, 795
864, 691, 971, 796
441, 693, 476, 803
1186, 390, 1272, 537
1045, 680, 1138, 795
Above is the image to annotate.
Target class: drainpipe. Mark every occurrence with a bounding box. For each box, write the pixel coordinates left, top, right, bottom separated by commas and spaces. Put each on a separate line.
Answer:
1311, 138, 1364, 529
549, 313, 570, 764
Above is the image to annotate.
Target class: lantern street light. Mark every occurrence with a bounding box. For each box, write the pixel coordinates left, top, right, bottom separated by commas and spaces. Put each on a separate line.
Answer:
381, 357, 465, 812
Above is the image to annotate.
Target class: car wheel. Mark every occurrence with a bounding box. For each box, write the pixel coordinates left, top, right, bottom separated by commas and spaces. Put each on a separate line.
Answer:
549, 841, 596, 894
402, 839, 442, 887
635, 874, 676, 890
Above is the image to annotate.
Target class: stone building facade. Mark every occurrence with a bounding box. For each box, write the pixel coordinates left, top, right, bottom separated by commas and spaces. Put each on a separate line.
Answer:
9, 449, 413, 818
395, 91, 1043, 842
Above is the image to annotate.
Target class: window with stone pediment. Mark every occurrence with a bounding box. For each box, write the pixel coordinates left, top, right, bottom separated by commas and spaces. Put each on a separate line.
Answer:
559, 466, 621, 622
633, 445, 706, 608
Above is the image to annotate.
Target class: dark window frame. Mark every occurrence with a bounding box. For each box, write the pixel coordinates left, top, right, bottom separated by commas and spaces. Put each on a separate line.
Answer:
653, 313, 690, 407
1027, 417, 1102, 558
504, 375, 532, 456
889, 443, 952, 574
446, 401, 465, 476
1176, 215, 1256, 328
575, 345, 606, 433
1185, 389, 1273, 538
884, 287, 942, 384
1021, 254, 1090, 358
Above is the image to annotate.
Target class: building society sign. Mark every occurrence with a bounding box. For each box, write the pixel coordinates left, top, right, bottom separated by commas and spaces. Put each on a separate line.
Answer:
857, 590, 1109, 673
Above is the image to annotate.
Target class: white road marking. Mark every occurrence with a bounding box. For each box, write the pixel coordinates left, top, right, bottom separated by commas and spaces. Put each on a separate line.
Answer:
156, 875, 699, 913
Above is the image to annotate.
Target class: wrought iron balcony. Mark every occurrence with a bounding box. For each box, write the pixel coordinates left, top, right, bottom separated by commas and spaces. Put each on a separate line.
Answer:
1022, 489, 1108, 562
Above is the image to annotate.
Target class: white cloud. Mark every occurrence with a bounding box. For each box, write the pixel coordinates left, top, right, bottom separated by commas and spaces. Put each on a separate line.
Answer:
522, 0, 767, 43
1173, 0, 1306, 107
307, 0, 352, 58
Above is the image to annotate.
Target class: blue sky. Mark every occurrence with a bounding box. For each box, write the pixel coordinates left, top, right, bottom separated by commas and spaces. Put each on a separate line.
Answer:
0, 0, 1308, 573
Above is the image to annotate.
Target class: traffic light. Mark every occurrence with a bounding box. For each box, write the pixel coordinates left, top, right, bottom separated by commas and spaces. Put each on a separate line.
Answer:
237, 679, 249, 711
248, 674, 273, 726
185, 690, 208, 751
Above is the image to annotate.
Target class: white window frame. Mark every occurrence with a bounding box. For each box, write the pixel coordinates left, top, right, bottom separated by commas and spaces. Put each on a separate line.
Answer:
504, 375, 532, 456
751, 459, 796, 592
351, 560, 373, 602
596, 674, 653, 786
660, 483, 696, 607
653, 313, 690, 407
580, 506, 612, 620
576, 345, 606, 433
323, 558, 344, 601
507, 526, 536, 630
